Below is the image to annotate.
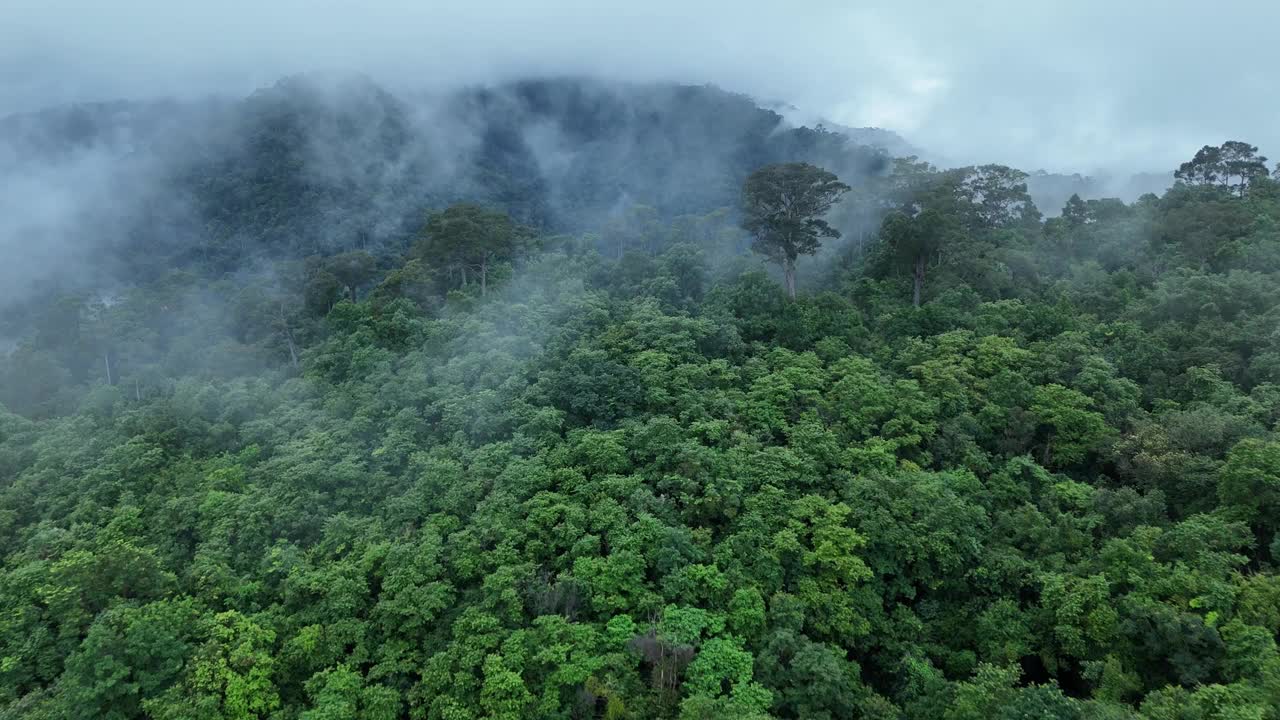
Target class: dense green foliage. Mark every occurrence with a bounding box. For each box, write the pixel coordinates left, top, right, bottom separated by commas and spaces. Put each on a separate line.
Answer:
3, 119, 1280, 719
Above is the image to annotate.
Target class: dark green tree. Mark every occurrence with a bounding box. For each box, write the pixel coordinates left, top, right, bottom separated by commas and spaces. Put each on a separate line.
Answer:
1220, 140, 1270, 195
324, 251, 378, 301
1176, 144, 1226, 186
415, 203, 521, 296
880, 209, 961, 307
1061, 193, 1088, 227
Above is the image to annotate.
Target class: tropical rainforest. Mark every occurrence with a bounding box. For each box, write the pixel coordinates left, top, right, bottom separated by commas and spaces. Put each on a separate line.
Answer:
2, 76, 1280, 720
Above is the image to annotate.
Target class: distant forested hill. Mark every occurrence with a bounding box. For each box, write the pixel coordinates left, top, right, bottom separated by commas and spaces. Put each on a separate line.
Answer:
1026, 170, 1174, 217
0, 76, 890, 287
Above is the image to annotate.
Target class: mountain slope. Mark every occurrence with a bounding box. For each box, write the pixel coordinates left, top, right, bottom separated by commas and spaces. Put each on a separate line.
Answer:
1, 76, 893, 292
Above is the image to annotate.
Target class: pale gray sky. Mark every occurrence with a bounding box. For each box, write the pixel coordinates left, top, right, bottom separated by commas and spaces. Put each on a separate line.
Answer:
3, 0, 1277, 173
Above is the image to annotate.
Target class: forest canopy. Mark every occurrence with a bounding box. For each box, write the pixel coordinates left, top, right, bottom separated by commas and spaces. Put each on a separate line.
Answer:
2, 77, 1280, 720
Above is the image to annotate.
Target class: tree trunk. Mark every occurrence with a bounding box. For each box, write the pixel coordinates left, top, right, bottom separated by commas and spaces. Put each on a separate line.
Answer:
480, 260, 487, 297
103, 352, 113, 385
278, 303, 299, 370
460, 264, 468, 287
784, 258, 797, 300
913, 254, 925, 308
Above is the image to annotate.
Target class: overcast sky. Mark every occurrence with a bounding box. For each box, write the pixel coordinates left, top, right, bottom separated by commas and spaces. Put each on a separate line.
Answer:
4, 0, 1277, 174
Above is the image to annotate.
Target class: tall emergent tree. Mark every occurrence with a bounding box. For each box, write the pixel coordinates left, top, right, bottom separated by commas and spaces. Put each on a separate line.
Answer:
880, 209, 960, 307
416, 203, 521, 296
741, 163, 850, 299
1176, 141, 1270, 195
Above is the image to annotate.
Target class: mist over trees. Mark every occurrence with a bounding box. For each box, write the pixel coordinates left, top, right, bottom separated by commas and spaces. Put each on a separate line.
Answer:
3, 71, 1280, 720
0, 76, 891, 305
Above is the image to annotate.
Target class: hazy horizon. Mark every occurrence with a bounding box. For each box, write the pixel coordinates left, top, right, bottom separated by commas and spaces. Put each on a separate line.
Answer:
5, 0, 1278, 176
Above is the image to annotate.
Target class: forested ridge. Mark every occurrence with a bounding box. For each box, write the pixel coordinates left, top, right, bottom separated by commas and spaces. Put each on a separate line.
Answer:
3, 76, 1280, 719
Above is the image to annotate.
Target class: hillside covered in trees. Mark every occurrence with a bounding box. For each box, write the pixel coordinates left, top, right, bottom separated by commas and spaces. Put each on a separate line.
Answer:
0, 76, 890, 303
3, 75, 1280, 719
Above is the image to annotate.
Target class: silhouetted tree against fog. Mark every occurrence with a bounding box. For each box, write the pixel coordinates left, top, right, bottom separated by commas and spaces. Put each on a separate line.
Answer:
740, 162, 849, 299
1177, 141, 1270, 195
1062, 193, 1089, 227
